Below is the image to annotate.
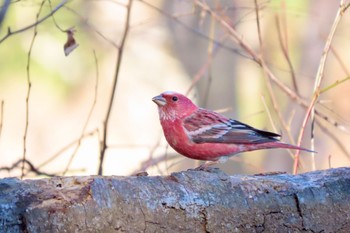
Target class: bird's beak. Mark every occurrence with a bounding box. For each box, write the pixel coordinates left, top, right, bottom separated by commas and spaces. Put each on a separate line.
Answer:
152, 95, 166, 106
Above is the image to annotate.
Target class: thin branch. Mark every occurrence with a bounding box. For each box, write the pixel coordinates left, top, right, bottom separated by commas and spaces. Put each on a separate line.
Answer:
0, 0, 69, 44
328, 154, 332, 169
98, 0, 133, 175
200, 6, 216, 106
63, 6, 120, 49
316, 120, 350, 160
48, 0, 66, 32
0, 158, 56, 177
185, 39, 220, 96
329, 44, 350, 76
294, 0, 347, 174
131, 152, 179, 176
292, 95, 318, 174
62, 50, 100, 175
260, 95, 278, 134
0, 0, 11, 31
275, 15, 298, 94
261, 95, 305, 169
254, 0, 263, 48
319, 76, 350, 94
137, 0, 248, 58
21, 0, 46, 179
37, 129, 97, 169
315, 108, 350, 136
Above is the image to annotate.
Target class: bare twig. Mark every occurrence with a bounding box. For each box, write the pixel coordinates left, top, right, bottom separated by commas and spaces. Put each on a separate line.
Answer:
0, 0, 68, 44
185, 40, 220, 96
320, 76, 350, 94
293, 0, 347, 174
254, 0, 263, 48
260, 95, 278, 133
293, 95, 318, 174
0, 0, 11, 31
21, 1, 46, 179
329, 45, 350, 76
131, 153, 178, 176
62, 50, 100, 175
317, 120, 350, 159
48, 0, 66, 32
1, 158, 56, 177
38, 130, 97, 169
137, 0, 247, 58
275, 15, 298, 94
315, 108, 350, 135
98, 0, 133, 175
200, 7, 216, 106
63, 6, 120, 49
131, 134, 163, 173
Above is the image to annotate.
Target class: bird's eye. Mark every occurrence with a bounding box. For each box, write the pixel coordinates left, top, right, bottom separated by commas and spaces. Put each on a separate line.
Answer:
172, 96, 178, 102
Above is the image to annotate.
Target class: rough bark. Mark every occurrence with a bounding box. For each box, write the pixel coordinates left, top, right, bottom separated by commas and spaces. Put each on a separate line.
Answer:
0, 167, 350, 233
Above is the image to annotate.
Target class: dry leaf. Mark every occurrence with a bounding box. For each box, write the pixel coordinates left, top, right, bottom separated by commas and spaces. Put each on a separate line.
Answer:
64, 28, 79, 56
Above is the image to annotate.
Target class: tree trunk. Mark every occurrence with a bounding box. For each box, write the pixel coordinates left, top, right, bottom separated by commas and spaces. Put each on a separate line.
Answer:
1, 167, 350, 232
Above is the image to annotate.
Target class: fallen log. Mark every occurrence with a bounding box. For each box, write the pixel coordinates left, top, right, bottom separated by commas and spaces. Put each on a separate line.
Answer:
1, 167, 349, 232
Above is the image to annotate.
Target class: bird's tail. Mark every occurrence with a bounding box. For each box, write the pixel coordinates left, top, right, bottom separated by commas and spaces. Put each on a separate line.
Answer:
266, 142, 316, 153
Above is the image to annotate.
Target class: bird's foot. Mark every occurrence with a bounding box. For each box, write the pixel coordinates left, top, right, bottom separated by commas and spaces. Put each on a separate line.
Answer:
191, 161, 220, 172
134, 171, 149, 177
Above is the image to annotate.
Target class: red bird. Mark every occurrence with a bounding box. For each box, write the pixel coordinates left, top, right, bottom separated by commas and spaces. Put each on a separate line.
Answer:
152, 91, 313, 168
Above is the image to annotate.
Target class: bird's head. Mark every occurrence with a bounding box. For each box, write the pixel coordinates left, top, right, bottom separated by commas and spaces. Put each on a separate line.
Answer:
152, 91, 197, 121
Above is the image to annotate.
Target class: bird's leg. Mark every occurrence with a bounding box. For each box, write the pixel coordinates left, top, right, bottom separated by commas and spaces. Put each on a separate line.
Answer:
194, 156, 229, 171
195, 161, 219, 170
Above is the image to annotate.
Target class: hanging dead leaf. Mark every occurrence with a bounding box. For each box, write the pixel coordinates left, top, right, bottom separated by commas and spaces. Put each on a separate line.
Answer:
64, 28, 79, 56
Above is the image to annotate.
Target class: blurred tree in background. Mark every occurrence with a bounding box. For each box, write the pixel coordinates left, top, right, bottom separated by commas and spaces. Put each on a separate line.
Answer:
0, 0, 349, 178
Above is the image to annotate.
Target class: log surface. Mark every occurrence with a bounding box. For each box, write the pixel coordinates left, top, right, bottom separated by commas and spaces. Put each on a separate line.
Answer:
1, 167, 350, 232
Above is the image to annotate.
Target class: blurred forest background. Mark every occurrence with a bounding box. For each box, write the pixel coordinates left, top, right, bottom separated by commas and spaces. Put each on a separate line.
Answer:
0, 0, 349, 178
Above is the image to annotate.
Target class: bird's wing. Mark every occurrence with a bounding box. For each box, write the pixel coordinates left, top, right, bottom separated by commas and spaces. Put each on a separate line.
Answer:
183, 109, 280, 144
